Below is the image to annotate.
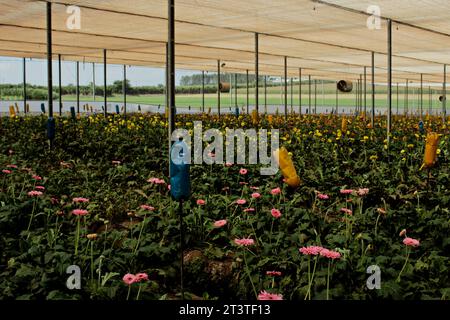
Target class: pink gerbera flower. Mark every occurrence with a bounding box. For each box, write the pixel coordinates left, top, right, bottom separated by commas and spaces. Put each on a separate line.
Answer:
340, 189, 354, 195
239, 168, 248, 175
122, 273, 137, 285
196, 199, 206, 205
317, 193, 329, 200
320, 249, 342, 260
257, 290, 283, 300
32, 175, 42, 181
299, 246, 324, 256
2, 170, 11, 174
403, 237, 420, 247
6, 164, 18, 169
73, 197, 89, 203
243, 208, 255, 213
234, 238, 255, 246
135, 273, 149, 282
236, 199, 247, 205
28, 191, 43, 197
213, 220, 227, 228
35, 186, 45, 191
251, 192, 261, 199
271, 209, 282, 219
271, 187, 281, 195
72, 209, 89, 216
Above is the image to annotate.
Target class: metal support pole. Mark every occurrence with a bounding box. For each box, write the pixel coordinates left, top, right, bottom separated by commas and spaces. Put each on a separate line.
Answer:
229, 74, 232, 109
284, 56, 287, 119
314, 79, 317, 114
234, 73, 238, 108
443, 64, 447, 122
299, 68, 302, 115
201, 70, 205, 112
429, 86, 432, 115
168, 0, 176, 132
58, 54, 62, 116
47, 1, 53, 119
308, 75, 311, 113
217, 60, 221, 116
246, 69, 249, 114
123, 65, 127, 115
23, 58, 27, 114
92, 62, 95, 102
335, 82, 338, 115
76, 61, 80, 114
396, 83, 399, 115
255, 33, 259, 115
364, 67, 367, 116
290, 77, 293, 114
103, 49, 107, 116
264, 75, 267, 114
359, 74, 362, 113
371, 52, 375, 128
420, 74, 423, 118
387, 19, 392, 139
405, 79, 409, 115
165, 42, 168, 116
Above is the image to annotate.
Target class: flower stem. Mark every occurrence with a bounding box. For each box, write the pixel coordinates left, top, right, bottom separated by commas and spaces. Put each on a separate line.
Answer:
90, 241, 94, 282
374, 213, 381, 237
305, 256, 318, 300
134, 214, 147, 255
243, 251, 258, 299
75, 216, 80, 256
126, 285, 131, 301
26, 199, 37, 239
136, 284, 142, 300
326, 260, 331, 300
396, 247, 410, 282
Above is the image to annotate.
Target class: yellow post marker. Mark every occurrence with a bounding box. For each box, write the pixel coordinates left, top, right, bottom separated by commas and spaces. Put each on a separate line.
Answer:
251, 109, 258, 126
268, 115, 273, 125
14, 103, 19, 114
273, 147, 301, 188
9, 105, 16, 118
341, 116, 347, 133
423, 132, 439, 169
208, 107, 211, 115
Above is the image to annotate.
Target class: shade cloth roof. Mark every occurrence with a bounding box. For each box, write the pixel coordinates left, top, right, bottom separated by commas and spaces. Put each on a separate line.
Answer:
0, 0, 448, 84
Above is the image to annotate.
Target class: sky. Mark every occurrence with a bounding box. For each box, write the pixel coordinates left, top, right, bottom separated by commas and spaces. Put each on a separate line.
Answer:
0, 57, 196, 86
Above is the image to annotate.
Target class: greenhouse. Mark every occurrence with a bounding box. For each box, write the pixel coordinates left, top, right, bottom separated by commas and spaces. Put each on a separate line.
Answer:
0, 0, 449, 303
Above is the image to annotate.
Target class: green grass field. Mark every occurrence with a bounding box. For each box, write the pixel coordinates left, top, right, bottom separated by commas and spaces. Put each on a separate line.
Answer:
2, 82, 444, 111
58, 92, 443, 112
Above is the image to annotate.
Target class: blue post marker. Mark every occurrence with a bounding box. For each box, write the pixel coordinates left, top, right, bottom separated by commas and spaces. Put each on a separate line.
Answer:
235, 106, 240, 117
41, 103, 46, 114
170, 138, 190, 300
116, 105, 120, 114
138, 105, 141, 112
47, 117, 56, 148
188, 105, 191, 111
419, 120, 425, 134
70, 106, 76, 120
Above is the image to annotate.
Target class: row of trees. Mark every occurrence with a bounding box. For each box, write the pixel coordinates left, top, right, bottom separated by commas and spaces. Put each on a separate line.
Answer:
0, 81, 222, 100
